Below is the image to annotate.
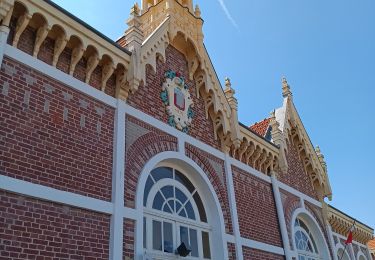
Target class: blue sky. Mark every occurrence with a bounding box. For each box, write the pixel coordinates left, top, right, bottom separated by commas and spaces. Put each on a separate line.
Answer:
51, 0, 375, 230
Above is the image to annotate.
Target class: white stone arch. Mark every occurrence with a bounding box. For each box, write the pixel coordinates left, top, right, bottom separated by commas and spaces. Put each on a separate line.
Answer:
290, 207, 331, 260
135, 151, 228, 260
335, 243, 351, 260
356, 250, 367, 260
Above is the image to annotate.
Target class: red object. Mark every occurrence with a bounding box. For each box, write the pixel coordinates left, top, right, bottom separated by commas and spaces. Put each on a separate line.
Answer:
345, 230, 353, 244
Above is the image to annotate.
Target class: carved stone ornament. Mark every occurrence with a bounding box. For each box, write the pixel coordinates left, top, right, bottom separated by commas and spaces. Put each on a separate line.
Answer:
160, 70, 194, 133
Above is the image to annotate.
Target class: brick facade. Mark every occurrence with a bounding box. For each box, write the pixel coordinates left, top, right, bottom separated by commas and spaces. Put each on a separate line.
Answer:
0, 191, 110, 260
124, 115, 178, 208
0, 57, 114, 201
227, 242, 236, 260
232, 166, 283, 247
127, 45, 220, 149
279, 139, 319, 200
242, 246, 285, 260
123, 218, 135, 260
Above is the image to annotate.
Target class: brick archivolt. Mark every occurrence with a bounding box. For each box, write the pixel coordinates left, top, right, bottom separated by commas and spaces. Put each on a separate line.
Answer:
3, 0, 130, 96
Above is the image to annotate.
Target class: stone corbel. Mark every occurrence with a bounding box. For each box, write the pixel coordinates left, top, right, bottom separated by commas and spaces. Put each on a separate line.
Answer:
33, 24, 50, 57
85, 53, 99, 84
69, 44, 84, 75
0, 0, 14, 22
101, 61, 114, 91
12, 13, 31, 47
115, 68, 128, 99
124, 47, 141, 98
52, 34, 67, 66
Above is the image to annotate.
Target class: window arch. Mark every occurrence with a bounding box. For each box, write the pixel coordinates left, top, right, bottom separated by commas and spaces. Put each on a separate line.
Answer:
294, 218, 322, 260
143, 166, 211, 259
337, 247, 350, 260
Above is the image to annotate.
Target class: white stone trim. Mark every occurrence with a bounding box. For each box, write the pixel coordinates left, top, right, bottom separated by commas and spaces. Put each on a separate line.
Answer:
134, 151, 229, 260
226, 233, 236, 243
229, 157, 272, 183
109, 100, 126, 260
0, 175, 113, 214
240, 237, 285, 256
327, 224, 339, 260
277, 179, 322, 208
224, 154, 243, 260
0, 25, 10, 65
271, 174, 293, 259
3, 44, 117, 108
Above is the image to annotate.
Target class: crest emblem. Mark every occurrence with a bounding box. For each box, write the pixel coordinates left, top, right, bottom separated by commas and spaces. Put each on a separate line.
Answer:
160, 70, 194, 133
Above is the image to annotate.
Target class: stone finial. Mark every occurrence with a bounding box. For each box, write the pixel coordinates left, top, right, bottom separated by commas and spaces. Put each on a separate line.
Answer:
315, 145, 327, 172
194, 4, 201, 17
130, 3, 140, 16
225, 77, 232, 91
282, 76, 292, 98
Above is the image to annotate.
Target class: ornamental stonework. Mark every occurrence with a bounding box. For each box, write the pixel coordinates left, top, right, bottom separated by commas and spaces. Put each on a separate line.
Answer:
160, 69, 194, 133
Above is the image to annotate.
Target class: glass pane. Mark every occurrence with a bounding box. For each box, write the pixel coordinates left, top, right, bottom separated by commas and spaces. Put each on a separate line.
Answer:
180, 226, 189, 249
161, 185, 174, 199
202, 231, 211, 259
179, 209, 187, 218
189, 228, 198, 257
193, 192, 207, 222
152, 220, 162, 251
163, 222, 173, 253
175, 188, 188, 204
143, 176, 154, 206
168, 200, 175, 212
143, 217, 146, 249
185, 201, 196, 220
152, 191, 164, 210
162, 203, 172, 213
151, 167, 173, 182
175, 170, 195, 193
176, 201, 182, 213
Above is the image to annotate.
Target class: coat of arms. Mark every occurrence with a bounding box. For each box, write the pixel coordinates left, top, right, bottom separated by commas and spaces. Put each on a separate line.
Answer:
160, 70, 194, 133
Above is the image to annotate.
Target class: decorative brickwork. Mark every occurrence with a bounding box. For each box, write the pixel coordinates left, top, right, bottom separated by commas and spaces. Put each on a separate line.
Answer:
124, 115, 178, 208
123, 218, 135, 260
278, 140, 319, 200
127, 45, 220, 149
232, 166, 282, 247
280, 189, 301, 249
0, 191, 110, 259
37, 37, 54, 66
185, 143, 233, 234
242, 246, 285, 260
227, 242, 236, 260
0, 57, 114, 201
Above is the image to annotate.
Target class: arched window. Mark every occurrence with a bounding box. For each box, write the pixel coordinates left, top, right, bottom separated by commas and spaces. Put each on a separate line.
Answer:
143, 167, 211, 259
337, 248, 350, 260
294, 218, 322, 260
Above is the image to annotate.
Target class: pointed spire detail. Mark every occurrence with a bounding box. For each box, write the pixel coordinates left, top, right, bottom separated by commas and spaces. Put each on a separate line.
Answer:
194, 4, 201, 17
282, 76, 292, 98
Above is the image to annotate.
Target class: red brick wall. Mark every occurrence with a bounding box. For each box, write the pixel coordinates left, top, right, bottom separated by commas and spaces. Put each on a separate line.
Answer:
56, 47, 72, 74
242, 247, 285, 260
0, 191, 110, 259
227, 242, 236, 260
232, 166, 282, 247
37, 37, 54, 66
17, 26, 35, 56
127, 44, 220, 149
185, 143, 233, 234
124, 115, 178, 208
278, 140, 319, 200
123, 218, 135, 259
0, 57, 114, 201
